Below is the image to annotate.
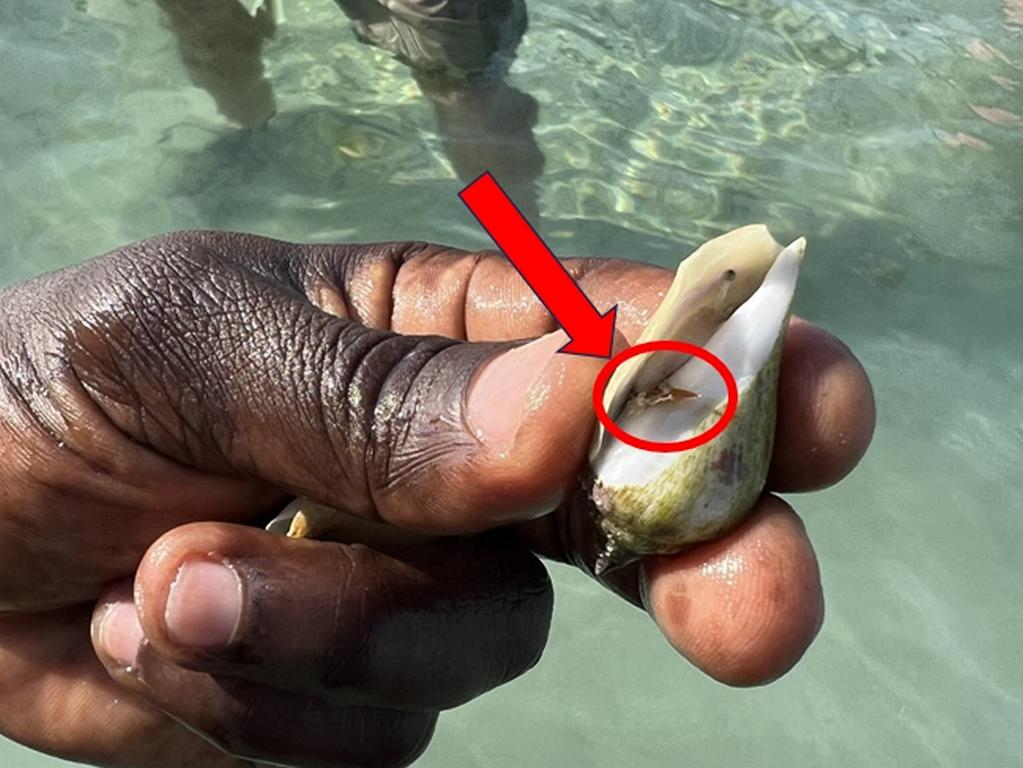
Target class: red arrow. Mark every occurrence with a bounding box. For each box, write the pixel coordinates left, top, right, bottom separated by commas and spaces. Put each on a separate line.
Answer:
459, 172, 617, 358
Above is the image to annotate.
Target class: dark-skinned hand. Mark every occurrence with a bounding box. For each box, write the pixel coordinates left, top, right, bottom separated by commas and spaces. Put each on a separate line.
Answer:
0, 232, 874, 768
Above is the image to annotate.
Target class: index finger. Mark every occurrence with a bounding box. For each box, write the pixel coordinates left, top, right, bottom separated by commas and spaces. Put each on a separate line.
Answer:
389, 248, 672, 343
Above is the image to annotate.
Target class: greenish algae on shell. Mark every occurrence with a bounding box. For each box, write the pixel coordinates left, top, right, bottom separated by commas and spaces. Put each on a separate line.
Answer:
590, 339, 781, 570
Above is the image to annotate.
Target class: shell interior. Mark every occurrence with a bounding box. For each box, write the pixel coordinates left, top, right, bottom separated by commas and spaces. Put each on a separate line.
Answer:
592, 224, 785, 458
593, 237, 804, 489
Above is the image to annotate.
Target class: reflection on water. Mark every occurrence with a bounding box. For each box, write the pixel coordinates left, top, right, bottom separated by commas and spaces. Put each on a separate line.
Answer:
1, 0, 1022, 766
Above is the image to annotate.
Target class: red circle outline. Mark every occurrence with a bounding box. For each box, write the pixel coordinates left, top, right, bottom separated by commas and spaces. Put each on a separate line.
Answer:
592, 340, 738, 453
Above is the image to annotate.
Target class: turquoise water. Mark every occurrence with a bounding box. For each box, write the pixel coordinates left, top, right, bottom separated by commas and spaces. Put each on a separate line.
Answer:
1, 0, 1021, 766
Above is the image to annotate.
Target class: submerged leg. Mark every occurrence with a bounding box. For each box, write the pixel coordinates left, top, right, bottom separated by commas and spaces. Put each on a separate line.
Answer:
334, 0, 545, 222
156, 0, 278, 128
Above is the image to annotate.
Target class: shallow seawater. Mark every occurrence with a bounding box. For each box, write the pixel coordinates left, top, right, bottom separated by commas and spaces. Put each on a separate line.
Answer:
1, 0, 1021, 766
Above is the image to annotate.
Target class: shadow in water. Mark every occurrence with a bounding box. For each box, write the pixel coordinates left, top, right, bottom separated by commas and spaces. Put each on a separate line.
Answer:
157, 0, 545, 222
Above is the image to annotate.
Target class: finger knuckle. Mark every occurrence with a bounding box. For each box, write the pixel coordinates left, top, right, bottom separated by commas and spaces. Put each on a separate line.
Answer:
316, 327, 465, 522
333, 242, 433, 328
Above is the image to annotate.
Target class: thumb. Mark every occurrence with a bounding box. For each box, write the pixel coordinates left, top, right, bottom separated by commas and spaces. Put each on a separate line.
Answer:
60, 243, 607, 533
358, 326, 605, 532
458, 329, 603, 526
266, 325, 603, 532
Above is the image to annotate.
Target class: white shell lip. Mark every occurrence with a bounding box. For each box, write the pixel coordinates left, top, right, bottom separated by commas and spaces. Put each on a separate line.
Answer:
665, 236, 805, 396
590, 225, 789, 460
592, 237, 805, 489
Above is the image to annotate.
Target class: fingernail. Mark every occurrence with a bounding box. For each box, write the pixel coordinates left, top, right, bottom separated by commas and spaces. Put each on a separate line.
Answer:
165, 561, 243, 651
99, 600, 144, 670
466, 330, 569, 450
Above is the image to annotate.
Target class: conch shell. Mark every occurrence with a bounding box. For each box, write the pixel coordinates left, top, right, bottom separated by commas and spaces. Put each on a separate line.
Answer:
589, 225, 804, 573
267, 225, 805, 577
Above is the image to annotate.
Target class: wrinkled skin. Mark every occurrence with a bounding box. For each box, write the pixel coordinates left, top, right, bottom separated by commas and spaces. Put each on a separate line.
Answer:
0, 232, 875, 768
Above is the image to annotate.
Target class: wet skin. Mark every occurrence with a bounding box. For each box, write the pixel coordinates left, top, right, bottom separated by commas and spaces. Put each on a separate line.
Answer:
0, 232, 874, 768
